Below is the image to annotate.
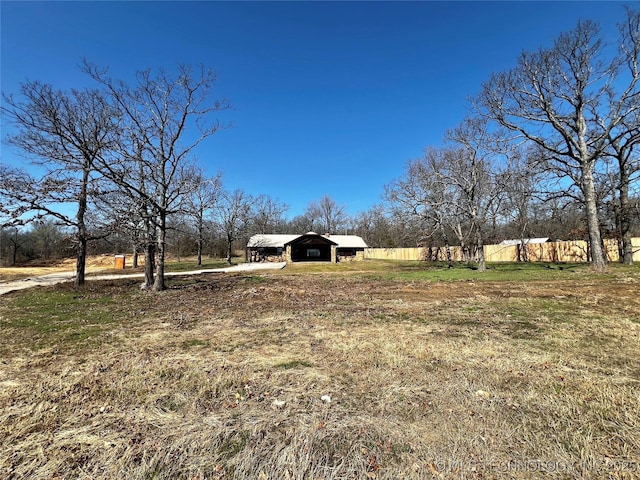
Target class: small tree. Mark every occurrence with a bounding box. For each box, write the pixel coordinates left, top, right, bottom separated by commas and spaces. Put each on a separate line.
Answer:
214, 189, 252, 264
183, 172, 222, 266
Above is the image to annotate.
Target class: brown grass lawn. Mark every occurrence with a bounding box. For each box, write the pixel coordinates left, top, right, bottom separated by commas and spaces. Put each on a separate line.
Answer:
1, 261, 639, 479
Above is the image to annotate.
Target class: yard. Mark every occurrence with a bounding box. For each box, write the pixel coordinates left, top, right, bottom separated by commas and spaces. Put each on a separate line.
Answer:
0, 260, 639, 479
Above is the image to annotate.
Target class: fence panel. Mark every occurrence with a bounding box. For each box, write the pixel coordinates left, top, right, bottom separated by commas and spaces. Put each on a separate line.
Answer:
364, 238, 640, 263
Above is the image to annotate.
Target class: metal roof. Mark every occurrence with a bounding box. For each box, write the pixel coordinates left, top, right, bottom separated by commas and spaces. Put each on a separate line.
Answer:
247, 234, 298, 248
247, 233, 368, 249
499, 238, 550, 245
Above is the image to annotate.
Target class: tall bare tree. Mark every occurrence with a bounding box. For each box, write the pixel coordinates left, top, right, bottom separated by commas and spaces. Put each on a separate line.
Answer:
85, 63, 231, 290
214, 189, 252, 264
1, 83, 116, 285
607, 8, 640, 264
350, 205, 399, 248
445, 117, 505, 271
477, 10, 640, 271
249, 194, 288, 234
498, 146, 546, 261
183, 171, 222, 266
385, 147, 458, 267
305, 195, 348, 234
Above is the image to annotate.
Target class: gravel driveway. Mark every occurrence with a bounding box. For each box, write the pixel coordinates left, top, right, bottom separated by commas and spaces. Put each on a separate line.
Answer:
0, 262, 287, 296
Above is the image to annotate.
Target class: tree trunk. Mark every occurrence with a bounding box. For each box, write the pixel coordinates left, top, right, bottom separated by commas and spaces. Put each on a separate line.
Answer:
226, 235, 233, 265
74, 166, 90, 287
75, 237, 87, 287
618, 168, 634, 265
197, 216, 204, 266
476, 227, 486, 272
144, 242, 155, 287
11, 236, 17, 266
11, 230, 18, 265
440, 223, 454, 268
140, 202, 156, 288
132, 247, 139, 269
582, 169, 607, 271
153, 212, 166, 291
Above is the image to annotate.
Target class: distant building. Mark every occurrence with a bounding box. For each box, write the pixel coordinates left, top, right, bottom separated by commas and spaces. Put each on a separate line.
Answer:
499, 238, 550, 245
247, 232, 368, 263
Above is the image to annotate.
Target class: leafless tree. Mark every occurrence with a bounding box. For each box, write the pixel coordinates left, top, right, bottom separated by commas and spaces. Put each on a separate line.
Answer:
606, 8, 640, 264
94, 185, 149, 269
386, 118, 504, 271
214, 189, 252, 264
305, 195, 348, 234
286, 214, 315, 235
385, 147, 458, 267
349, 205, 399, 248
1, 83, 116, 285
85, 62, 231, 290
499, 146, 545, 261
183, 171, 222, 266
249, 194, 288, 234
477, 10, 640, 271
0, 227, 28, 266
445, 117, 505, 271
28, 219, 69, 261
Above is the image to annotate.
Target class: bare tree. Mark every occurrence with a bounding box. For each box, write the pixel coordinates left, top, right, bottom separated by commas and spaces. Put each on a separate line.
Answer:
286, 214, 315, 235
183, 171, 222, 266
607, 8, 640, 264
445, 117, 505, 271
94, 185, 149, 269
249, 194, 288, 234
350, 205, 399, 248
86, 63, 231, 290
499, 146, 545, 261
28, 219, 69, 260
386, 117, 504, 272
385, 147, 457, 267
1, 83, 116, 285
477, 10, 640, 271
214, 189, 252, 264
305, 195, 348, 234
0, 227, 28, 266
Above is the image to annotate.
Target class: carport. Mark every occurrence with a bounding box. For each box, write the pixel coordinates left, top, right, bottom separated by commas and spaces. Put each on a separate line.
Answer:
284, 232, 338, 263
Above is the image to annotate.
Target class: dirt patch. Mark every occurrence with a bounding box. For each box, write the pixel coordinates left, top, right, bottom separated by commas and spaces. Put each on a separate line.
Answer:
0, 255, 116, 280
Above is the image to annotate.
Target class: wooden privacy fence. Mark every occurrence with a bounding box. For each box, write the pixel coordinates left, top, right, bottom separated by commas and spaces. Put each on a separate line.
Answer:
364, 238, 640, 263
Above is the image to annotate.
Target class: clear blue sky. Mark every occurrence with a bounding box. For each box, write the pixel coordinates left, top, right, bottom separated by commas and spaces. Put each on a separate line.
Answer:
0, 1, 629, 218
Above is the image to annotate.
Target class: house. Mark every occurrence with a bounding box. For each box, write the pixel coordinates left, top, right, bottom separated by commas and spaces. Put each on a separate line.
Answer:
247, 232, 368, 263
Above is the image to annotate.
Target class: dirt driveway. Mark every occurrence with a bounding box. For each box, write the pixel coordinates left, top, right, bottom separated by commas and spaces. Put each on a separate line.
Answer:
0, 262, 287, 296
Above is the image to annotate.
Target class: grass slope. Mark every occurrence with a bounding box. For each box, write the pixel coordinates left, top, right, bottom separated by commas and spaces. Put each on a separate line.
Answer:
1, 261, 639, 479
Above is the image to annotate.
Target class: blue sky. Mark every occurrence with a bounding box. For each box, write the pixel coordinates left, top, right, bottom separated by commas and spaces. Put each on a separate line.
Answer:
0, 1, 629, 218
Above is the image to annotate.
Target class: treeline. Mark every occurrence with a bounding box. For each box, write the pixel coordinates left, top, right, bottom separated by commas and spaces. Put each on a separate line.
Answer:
3, 192, 638, 268
384, 10, 640, 271
2, 8, 639, 285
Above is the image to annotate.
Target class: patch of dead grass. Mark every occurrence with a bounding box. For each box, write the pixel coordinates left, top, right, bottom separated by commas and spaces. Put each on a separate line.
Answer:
1, 268, 639, 479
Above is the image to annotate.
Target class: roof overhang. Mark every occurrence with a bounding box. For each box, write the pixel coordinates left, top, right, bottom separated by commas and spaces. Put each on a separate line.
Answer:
284, 233, 338, 247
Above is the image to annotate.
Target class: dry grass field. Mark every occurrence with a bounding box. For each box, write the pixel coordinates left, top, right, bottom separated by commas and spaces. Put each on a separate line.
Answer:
0, 256, 119, 282
1, 260, 639, 479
